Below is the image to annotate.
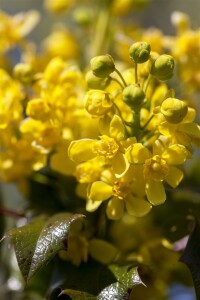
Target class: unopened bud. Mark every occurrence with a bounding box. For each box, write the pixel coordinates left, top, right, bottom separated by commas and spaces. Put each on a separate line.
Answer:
45, 0, 70, 13
160, 98, 188, 123
129, 42, 151, 64
73, 8, 93, 26
90, 55, 115, 78
85, 90, 113, 116
13, 63, 34, 84
85, 70, 108, 89
150, 54, 174, 81
123, 84, 145, 109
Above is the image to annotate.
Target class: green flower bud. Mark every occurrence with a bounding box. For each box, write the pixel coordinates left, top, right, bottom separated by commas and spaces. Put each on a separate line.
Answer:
90, 54, 115, 78
129, 42, 151, 64
150, 54, 175, 80
123, 84, 145, 109
73, 8, 93, 26
160, 98, 188, 123
85, 70, 108, 89
13, 63, 34, 84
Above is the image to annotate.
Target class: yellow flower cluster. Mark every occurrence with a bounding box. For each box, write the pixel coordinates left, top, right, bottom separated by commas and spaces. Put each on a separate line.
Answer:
0, 6, 199, 222
0, 56, 98, 181
0, 10, 40, 57
68, 44, 200, 220
170, 12, 200, 94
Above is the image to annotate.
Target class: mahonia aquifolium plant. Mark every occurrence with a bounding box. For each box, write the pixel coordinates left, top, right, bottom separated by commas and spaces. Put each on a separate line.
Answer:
68, 42, 200, 220
1, 2, 200, 299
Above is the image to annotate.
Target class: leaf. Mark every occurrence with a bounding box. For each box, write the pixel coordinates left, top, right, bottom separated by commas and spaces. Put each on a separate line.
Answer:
55, 264, 144, 300
97, 282, 128, 300
97, 265, 144, 300
3, 213, 84, 283
60, 289, 96, 300
179, 220, 200, 299
47, 258, 116, 298
109, 265, 143, 290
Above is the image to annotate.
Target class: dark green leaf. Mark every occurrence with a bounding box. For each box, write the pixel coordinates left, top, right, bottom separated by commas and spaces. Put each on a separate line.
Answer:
97, 282, 128, 300
109, 265, 143, 289
179, 220, 200, 299
60, 289, 96, 299
3, 215, 47, 281
96, 265, 144, 300
51, 264, 144, 300
3, 213, 84, 283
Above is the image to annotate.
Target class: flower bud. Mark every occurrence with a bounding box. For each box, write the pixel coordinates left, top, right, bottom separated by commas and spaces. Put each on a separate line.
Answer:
44, 0, 70, 13
85, 90, 113, 117
90, 55, 115, 78
150, 54, 175, 80
73, 8, 93, 26
160, 98, 188, 123
129, 42, 151, 64
171, 11, 190, 33
85, 70, 108, 89
26, 98, 51, 121
13, 63, 34, 84
123, 84, 145, 109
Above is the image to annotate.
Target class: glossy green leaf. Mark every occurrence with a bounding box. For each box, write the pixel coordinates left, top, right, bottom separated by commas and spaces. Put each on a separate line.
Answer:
97, 282, 128, 300
60, 289, 96, 299
109, 265, 143, 289
3, 213, 84, 283
97, 265, 144, 300
53, 264, 144, 300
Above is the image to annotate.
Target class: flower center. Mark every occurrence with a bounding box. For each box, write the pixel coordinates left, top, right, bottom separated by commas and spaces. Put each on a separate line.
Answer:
112, 181, 130, 199
93, 135, 119, 158
143, 155, 169, 181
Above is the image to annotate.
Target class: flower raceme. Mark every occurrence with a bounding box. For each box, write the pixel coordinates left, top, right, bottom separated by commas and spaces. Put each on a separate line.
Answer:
1, 37, 200, 218
68, 42, 200, 220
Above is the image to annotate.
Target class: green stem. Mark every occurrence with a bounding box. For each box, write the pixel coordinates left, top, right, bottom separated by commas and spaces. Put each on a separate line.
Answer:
131, 109, 141, 139
135, 63, 138, 84
114, 103, 130, 137
89, 4, 111, 58
143, 74, 153, 93
108, 76, 124, 89
114, 68, 127, 87
141, 114, 155, 130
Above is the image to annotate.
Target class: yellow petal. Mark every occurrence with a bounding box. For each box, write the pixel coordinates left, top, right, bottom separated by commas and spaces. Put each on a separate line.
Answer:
88, 181, 113, 201
109, 115, 125, 141
51, 145, 75, 175
68, 139, 96, 163
145, 180, 166, 205
125, 143, 151, 164
162, 144, 189, 165
165, 166, 183, 188
106, 197, 124, 220
112, 152, 129, 178
86, 199, 102, 212
125, 195, 152, 217
89, 239, 119, 264
179, 123, 200, 138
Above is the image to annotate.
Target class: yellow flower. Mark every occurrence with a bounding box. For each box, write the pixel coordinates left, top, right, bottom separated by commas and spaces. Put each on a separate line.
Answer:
0, 10, 40, 52
158, 107, 200, 149
75, 157, 105, 183
20, 118, 61, 153
68, 115, 131, 178
26, 98, 51, 121
125, 137, 188, 205
42, 27, 79, 60
44, 0, 71, 13
85, 90, 114, 117
0, 69, 24, 129
0, 129, 47, 182
87, 169, 152, 220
